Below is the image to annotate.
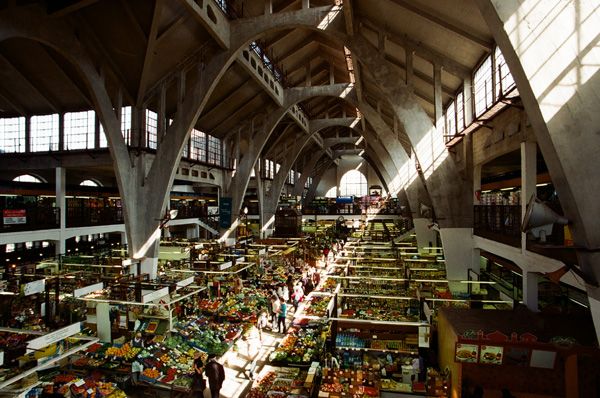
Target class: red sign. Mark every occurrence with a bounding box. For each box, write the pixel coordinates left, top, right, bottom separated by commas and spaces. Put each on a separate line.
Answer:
3, 209, 26, 225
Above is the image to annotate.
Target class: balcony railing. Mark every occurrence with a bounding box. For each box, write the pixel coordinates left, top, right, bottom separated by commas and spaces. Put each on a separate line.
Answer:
474, 205, 521, 247
1, 205, 59, 232
67, 206, 124, 228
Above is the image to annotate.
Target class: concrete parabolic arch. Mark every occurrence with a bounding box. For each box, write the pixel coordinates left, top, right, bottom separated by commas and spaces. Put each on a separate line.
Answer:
475, 0, 600, 340
229, 5, 475, 284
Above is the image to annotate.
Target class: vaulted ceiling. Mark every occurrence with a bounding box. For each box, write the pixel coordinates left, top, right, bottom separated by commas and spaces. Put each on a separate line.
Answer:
0, 0, 494, 183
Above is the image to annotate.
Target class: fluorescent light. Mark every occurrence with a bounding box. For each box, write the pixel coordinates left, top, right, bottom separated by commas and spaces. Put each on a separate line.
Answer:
358, 150, 365, 156
481, 190, 491, 193
354, 136, 364, 146
500, 187, 514, 191
569, 297, 588, 308
536, 183, 550, 187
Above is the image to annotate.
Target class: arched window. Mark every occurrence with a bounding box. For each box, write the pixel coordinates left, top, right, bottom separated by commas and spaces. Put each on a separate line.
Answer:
340, 170, 367, 197
324, 187, 337, 198
13, 174, 44, 183
80, 179, 101, 187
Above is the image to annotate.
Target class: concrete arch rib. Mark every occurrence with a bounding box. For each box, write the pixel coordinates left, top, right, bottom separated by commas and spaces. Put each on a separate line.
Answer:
475, 0, 600, 338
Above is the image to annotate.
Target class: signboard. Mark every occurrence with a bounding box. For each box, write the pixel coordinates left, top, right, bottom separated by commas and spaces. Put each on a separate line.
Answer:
336, 196, 353, 204
529, 349, 557, 369
22, 279, 45, 296
142, 287, 169, 303
504, 346, 530, 367
74, 282, 104, 298
3, 209, 26, 225
218, 261, 233, 271
479, 345, 504, 365
219, 197, 232, 228
176, 276, 195, 289
27, 322, 81, 353
455, 343, 479, 363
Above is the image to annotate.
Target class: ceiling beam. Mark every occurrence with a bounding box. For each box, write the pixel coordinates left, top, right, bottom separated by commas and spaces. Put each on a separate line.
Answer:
119, 0, 148, 44
385, 53, 455, 96
48, 0, 100, 18
388, 0, 493, 50
38, 43, 93, 108
199, 78, 254, 122
0, 53, 60, 113
137, 0, 164, 105
274, 0, 301, 13
74, 16, 135, 105
0, 86, 27, 116
156, 14, 190, 44
360, 18, 472, 79
263, 29, 297, 52
274, 35, 318, 64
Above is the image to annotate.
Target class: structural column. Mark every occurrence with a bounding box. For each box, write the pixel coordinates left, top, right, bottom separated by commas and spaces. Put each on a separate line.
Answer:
55, 167, 66, 256
522, 271, 539, 312
521, 141, 536, 249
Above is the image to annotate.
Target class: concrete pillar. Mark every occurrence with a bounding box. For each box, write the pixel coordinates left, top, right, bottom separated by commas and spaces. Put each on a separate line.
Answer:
413, 218, 437, 252
55, 167, 66, 256
58, 113, 64, 151
302, 0, 309, 9
439, 228, 474, 294
25, 116, 31, 153
120, 231, 127, 246
186, 224, 199, 239
521, 141, 536, 249
522, 271, 539, 312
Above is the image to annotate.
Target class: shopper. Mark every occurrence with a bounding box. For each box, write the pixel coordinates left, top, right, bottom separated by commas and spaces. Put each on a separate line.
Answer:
257, 310, 268, 343
192, 351, 206, 396
293, 282, 304, 311
131, 332, 145, 348
271, 295, 280, 330
277, 296, 287, 334
205, 354, 225, 398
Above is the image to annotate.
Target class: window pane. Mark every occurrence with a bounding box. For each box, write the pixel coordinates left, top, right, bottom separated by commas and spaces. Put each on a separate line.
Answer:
30, 114, 59, 152
121, 106, 131, 145
340, 170, 367, 197
99, 123, 108, 148
474, 56, 493, 117
495, 47, 516, 96
445, 101, 456, 137
207, 135, 221, 166
64, 110, 95, 150
146, 109, 158, 149
190, 129, 206, 162
0, 117, 26, 153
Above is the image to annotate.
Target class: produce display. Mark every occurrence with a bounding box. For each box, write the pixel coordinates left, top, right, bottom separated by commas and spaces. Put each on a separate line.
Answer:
301, 295, 332, 317
173, 316, 240, 356
219, 288, 269, 321
315, 277, 338, 293
38, 373, 126, 398
339, 296, 420, 322
247, 367, 311, 398
270, 326, 324, 365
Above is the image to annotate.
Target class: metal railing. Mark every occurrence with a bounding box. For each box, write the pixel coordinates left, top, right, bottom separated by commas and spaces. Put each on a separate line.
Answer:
1, 205, 59, 232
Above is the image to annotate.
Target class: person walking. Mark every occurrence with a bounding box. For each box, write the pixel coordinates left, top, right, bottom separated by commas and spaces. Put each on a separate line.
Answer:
277, 296, 287, 334
271, 294, 280, 330
205, 354, 225, 398
192, 351, 206, 397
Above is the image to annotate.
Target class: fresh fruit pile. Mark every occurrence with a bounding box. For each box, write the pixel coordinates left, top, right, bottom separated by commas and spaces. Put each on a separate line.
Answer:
303, 295, 331, 317
142, 368, 160, 379
321, 383, 344, 393
104, 343, 140, 360
270, 327, 323, 364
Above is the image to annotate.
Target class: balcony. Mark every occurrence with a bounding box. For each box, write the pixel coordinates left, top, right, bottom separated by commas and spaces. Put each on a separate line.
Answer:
473, 205, 521, 248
